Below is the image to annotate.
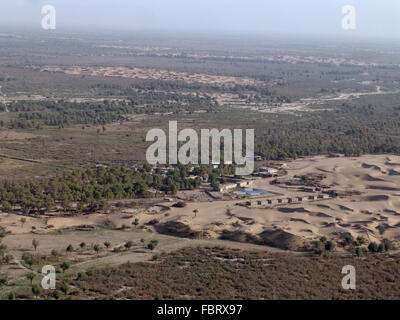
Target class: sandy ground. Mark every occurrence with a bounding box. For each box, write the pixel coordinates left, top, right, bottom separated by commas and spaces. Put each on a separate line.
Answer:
128, 154, 400, 249
1, 154, 400, 252
39, 65, 262, 87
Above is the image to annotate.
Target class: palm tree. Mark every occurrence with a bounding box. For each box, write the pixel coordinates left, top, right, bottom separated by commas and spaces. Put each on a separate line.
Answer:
193, 209, 199, 217
26, 272, 36, 286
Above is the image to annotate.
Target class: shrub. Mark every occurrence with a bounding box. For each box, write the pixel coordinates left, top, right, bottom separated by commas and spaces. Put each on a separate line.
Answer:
32, 285, 41, 296
356, 236, 366, 245
0, 275, 8, 286
60, 261, 71, 273
60, 282, 69, 294
344, 235, 354, 245
325, 241, 335, 252
53, 290, 61, 300
377, 224, 385, 235
124, 241, 133, 249
104, 241, 111, 249
93, 244, 102, 253
382, 239, 392, 251
148, 240, 159, 251
368, 242, 378, 252
173, 201, 187, 208
314, 241, 325, 255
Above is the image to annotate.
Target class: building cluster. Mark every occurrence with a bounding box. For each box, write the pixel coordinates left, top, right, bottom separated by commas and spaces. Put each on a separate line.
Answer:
246, 193, 333, 208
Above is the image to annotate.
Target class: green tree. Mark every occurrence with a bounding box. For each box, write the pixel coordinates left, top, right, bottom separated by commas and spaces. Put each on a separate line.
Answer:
60, 261, 70, 273
356, 236, 366, 245
26, 272, 36, 286
20, 218, 27, 227
147, 239, 159, 251
344, 235, 354, 245
32, 284, 41, 296
124, 241, 133, 250
53, 290, 61, 300
382, 239, 392, 251
368, 242, 378, 252
104, 241, 111, 249
325, 241, 335, 252
32, 239, 39, 251
93, 244, 102, 254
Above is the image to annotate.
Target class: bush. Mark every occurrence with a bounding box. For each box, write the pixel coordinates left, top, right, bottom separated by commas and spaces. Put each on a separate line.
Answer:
93, 244, 102, 253
344, 235, 354, 245
377, 224, 385, 235
314, 241, 325, 255
382, 239, 392, 251
356, 236, 366, 245
53, 290, 61, 300
0, 275, 8, 286
104, 241, 111, 249
60, 282, 69, 294
124, 241, 133, 249
32, 285, 41, 296
325, 241, 335, 252
173, 201, 187, 208
148, 240, 159, 251
368, 242, 378, 253
60, 261, 71, 272
22, 252, 37, 267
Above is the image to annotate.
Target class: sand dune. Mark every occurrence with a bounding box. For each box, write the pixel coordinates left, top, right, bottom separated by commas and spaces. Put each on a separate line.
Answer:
2, 154, 400, 251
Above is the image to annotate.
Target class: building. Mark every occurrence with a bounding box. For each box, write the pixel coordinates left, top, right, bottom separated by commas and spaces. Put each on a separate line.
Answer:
258, 167, 278, 175
219, 183, 237, 193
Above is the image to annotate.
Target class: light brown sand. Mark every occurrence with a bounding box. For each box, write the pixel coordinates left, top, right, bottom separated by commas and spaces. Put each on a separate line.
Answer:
1, 154, 400, 250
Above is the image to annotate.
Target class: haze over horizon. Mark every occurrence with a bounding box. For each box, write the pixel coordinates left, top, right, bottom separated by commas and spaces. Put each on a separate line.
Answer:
0, 0, 399, 40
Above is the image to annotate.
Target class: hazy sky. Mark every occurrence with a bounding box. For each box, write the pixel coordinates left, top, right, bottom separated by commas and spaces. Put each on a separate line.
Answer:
0, 0, 399, 39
